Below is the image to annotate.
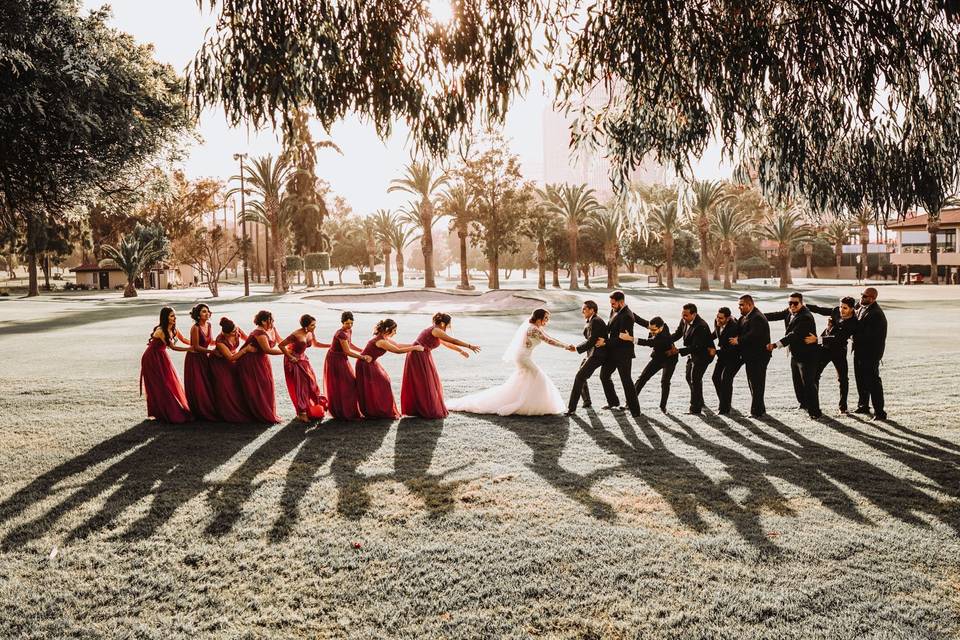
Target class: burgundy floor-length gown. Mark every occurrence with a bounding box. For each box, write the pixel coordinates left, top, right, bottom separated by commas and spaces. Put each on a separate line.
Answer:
324, 328, 363, 420
400, 327, 448, 419
356, 337, 400, 419
140, 338, 193, 423
237, 328, 282, 423
283, 333, 328, 420
210, 332, 256, 423
183, 323, 220, 421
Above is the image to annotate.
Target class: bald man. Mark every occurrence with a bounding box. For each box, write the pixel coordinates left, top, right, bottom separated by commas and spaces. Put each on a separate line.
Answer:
852, 287, 888, 421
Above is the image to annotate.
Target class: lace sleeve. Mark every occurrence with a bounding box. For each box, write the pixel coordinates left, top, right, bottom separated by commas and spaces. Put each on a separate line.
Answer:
534, 326, 566, 348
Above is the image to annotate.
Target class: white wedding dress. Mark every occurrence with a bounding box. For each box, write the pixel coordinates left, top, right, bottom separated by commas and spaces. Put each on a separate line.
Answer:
447, 323, 567, 416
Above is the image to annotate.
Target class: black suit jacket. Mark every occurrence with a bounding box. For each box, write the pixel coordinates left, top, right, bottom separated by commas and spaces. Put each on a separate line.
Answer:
605, 305, 637, 361
576, 315, 608, 360
765, 306, 819, 363
636, 330, 678, 365
737, 308, 772, 363
711, 321, 741, 364
807, 303, 858, 356
670, 315, 715, 363
852, 302, 887, 360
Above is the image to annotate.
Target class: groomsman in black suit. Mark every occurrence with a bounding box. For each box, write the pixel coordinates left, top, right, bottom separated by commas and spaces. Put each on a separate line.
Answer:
764, 292, 823, 419
852, 287, 888, 420
599, 290, 641, 416
729, 294, 771, 418
666, 303, 715, 415
618, 316, 678, 413
805, 296, 858, 414
710, 306, 742, 415
567, 300, 608, 414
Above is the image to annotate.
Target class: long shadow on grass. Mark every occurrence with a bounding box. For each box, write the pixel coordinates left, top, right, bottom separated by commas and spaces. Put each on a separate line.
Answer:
393, 417, 469, 518
267, 419, 392, 542
471, 414, 616, 521
571, 412, 782, 555
721, 413, 960, 533
1, 421, 266, 548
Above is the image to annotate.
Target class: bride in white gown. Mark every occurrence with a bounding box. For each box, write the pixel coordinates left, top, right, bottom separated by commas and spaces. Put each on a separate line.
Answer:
447, 308, 575, 416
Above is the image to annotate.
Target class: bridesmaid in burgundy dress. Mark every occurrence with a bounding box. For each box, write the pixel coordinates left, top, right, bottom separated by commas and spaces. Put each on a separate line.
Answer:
279, 314, 332, 423
323, 311, 371, 420
400, 312, 481, 418
237, 309, 286, 423
183, 303, 220, 421
210, 316, 256, 423
140, 306, 193, 423
356, 319, 424, 419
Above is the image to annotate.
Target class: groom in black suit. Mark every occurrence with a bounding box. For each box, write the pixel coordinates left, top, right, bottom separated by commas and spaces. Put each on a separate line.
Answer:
666, 303, 715, 414
599, 290, 641, 416
567, 300, 608, 414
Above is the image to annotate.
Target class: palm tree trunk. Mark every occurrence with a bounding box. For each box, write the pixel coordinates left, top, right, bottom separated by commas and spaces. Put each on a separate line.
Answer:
779, 246, 790, 288
732, 246, 739, 284
698, 216, 710, 291
552, 259, 560, 288
421, 199, 435, 288
383, 248, 393, 286
581, 264, 590, 288
723, 246, 732, 289
664, 233, 675, 289
271, 222, 283, 292
537, 240, 546, 289
835, 245, 842, 279
457, 230, 470, 289
568, 229, 579, 290
123, 276, 137, 298
929, 217, 940, 284
396, 251, 405, 287
860, 223, 869, 281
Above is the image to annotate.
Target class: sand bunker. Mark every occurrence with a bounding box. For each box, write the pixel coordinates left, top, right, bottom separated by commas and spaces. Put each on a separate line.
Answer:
304, 288, 578, 315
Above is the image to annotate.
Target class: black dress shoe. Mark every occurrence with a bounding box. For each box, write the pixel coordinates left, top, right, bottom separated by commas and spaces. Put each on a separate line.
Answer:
686, 410, 702, 415
601, 404, 617, 410
582, 404, 592, 409
659, 406, 668, 414
751, 413, 767, 420
717, 409, 730, 416
809, 413, 825, 421
630, 411, 641, 417
564, 410, 576, 416
872, 413, 888, 422
853, 407, 871, 415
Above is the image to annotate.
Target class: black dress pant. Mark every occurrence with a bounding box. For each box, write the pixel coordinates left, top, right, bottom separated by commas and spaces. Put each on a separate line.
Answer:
712, 358, 743, 414
854, 357, 885, 416
743, 358, 769, 417
634, 358, 677, 410
600, 357, 641, 413
685, 357, 711, 413
792, 357, 822, 417
568, 354, 605, 412
817, 351, 849, 411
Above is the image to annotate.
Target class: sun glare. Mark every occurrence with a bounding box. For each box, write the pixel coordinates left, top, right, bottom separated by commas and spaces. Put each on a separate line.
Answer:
427, 0, 454, 24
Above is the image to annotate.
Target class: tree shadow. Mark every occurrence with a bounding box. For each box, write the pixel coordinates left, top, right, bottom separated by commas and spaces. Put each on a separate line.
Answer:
267, 419, 392, 543
2, 421, 266, 548
471, 413, 616, 521
722, 413, 960, 534
571, 412, 782, 555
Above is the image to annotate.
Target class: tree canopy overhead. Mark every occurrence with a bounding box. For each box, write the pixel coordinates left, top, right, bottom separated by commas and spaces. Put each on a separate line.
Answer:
189, 0, 960, 217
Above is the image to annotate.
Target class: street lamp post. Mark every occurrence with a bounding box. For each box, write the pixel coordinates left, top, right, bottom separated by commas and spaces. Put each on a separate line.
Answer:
233, 152, 250, 297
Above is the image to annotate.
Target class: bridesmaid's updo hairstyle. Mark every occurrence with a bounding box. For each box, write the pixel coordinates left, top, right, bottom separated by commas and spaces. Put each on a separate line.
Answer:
254, 310, 273, 327
219, 317, 236, 334
528, 308, 549, 324
375, 319, 397, 335
341, 311, 354, 323
432, 312, 451, 327
299, 314, 316, 329
153, 306, 176, 345
190, 303, 211, 324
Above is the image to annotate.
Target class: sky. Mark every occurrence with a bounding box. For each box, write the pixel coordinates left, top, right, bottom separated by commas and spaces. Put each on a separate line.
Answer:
83, 0, 730, 214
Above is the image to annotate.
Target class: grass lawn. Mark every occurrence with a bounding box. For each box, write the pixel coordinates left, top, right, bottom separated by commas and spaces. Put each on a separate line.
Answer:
0, 284, 958, 639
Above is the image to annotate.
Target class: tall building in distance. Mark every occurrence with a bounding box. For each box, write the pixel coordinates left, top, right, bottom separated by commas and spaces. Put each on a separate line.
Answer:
542, 97, 672, 201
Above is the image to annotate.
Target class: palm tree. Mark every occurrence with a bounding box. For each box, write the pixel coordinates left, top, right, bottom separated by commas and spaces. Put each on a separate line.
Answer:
362, 217, 379, 284
821, 216, 852, 279
230, 154, 294, 292
710, 203, 753, 289
439, 184, 474, 290
762, 205, 813, 288
538, 183, 600, 290
851, 206, 873, 282
521, 201, 560, 290
388, 159, 448, 288
590, 204, 624, 287
645, 200, 682, 289
684, 180, 725, 291
386, 219, 417, 287
370, 209, 396, 287
101, 223, 169, 298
